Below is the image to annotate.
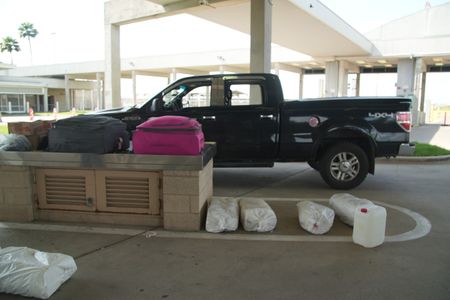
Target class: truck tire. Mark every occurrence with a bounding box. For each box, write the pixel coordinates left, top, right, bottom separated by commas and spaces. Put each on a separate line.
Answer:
319, 142, 369, 189
307, 160, 320, 171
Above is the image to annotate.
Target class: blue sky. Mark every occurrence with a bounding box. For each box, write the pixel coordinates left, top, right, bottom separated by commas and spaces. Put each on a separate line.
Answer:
0, 0, 449, 65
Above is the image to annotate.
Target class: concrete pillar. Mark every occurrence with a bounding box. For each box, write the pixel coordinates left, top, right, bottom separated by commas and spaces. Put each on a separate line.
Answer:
325, 61, 339, 97
326, 61, 350, 97
81, 90, 86, 111
355, 73, 361, 97
397, 58, 425, 126
170, 68, 177, 83
104, 23, 121, 109
36, 95, 40, 112
96, 72, 103, 110
250, 0, 272, 73
71, 90, 76, 110
338, 63, 348, 97
132, 70, 137, 105
272, 63, 280, 75
415, 59, 427, 125
299, 70, 304, 99
90, 90, 94, 111
64, 75, 71, 109
23, 95, 27, 113
43, 88, 48, 112
419, 72, 427, 124
396, 59, 415, 96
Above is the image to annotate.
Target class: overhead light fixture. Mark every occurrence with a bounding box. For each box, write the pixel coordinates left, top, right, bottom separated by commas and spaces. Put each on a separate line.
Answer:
356, 60, 365, 64
309, 62, 318, 66
377, 60, 387, 64
303, 66, 312, 69
435, 62, 444, 66
199, 0, 215, 8
433, 58, 443, 62
292, 63, 300, 67
364, 64, 373, 68
385, 64, 393, 67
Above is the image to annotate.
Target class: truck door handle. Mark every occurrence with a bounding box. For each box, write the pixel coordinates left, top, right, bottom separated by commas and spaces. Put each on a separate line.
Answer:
260, 114, 274, 120
202, 115, 216, 120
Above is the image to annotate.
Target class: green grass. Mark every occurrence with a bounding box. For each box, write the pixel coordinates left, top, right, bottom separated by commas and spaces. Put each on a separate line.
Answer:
35, 111, 89, 117
413, 142, 450, 157
0, 123, 8, 135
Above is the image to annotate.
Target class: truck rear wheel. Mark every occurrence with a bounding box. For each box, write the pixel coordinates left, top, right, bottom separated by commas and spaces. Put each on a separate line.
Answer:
307, 160, 319, 171
319, 142, 369, 189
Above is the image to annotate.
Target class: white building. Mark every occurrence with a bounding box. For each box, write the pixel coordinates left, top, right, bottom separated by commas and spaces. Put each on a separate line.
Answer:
1, 0, 449, 125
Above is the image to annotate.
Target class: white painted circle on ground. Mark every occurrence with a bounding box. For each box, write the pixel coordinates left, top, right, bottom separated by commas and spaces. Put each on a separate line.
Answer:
153, 197, 432, 243
0, 198, 431, 244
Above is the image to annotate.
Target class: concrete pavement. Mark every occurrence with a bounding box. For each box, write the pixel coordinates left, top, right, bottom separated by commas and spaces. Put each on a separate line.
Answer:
1, 160, 450, 300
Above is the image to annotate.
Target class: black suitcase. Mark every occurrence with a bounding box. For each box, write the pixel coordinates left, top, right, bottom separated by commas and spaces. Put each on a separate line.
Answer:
48, 115, 129, 154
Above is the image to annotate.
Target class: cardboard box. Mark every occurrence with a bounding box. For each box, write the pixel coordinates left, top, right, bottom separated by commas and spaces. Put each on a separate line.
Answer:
7, 120, 53, 136
7, 121, 53, 150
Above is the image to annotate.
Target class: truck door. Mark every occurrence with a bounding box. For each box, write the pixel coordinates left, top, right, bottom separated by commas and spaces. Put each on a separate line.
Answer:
220, 78, 279, 163
146, 76, 278, 164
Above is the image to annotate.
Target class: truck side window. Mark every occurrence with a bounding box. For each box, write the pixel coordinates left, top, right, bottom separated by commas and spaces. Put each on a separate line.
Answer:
228, 84, 263, 106
161, 83, 211, 111
181, 85, 211, 108
162, 85, 186, 111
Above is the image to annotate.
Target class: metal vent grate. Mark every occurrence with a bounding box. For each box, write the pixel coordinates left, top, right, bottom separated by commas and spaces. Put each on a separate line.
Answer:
36, 169, 96, 211
45, 175, 87, 206
96, 170, 159, 214
37, 169, 159, 214
104, 176, 150, 209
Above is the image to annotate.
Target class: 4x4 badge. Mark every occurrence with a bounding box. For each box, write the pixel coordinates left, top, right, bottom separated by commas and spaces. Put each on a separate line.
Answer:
369, 112, 395, 118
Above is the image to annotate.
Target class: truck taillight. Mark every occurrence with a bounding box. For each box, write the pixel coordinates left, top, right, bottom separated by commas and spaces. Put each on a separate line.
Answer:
396, 111, 411, 132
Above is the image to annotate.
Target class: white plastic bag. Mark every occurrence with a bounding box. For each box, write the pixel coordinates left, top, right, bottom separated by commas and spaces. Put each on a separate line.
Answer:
329, 193, 374, 226
205, 198, 239, 233
297, 201, 335, 235
0, 134, 32, 151
240, 198, 277, 232
0, 247, 77, 299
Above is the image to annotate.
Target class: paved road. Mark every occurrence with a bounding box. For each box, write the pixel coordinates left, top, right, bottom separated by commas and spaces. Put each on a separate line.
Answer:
1, 161, 449, 300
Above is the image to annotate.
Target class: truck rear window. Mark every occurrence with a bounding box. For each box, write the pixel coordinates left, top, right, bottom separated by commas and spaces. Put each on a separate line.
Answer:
228, 84, 262, 106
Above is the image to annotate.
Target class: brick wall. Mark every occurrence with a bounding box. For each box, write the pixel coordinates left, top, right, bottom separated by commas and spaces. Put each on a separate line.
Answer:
0, 166, 34, 222
0, 160, 214, 231
162, 160, 213, 231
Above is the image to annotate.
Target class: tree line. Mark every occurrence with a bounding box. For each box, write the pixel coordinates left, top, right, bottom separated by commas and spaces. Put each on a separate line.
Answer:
0, 22, 38, 65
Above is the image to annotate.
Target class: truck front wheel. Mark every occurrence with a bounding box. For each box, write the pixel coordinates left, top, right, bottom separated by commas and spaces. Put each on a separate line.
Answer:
319, 142, 369, 189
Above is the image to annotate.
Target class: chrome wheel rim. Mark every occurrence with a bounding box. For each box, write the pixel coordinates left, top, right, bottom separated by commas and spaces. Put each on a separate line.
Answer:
330, 152, 360, 182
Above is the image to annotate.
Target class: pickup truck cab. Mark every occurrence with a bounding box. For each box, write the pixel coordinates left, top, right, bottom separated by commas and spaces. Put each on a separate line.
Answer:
96, 73, 413, 189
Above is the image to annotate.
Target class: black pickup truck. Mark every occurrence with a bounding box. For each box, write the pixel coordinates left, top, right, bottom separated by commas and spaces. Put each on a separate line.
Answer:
95, 73, 414, 189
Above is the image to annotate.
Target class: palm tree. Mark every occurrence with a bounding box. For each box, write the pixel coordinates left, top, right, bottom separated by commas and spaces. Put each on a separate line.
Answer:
0, 36, 21, 64
18, 22, 38, 65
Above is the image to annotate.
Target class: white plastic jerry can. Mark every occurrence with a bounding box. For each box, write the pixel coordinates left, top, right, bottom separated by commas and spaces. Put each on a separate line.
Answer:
352, 205, 387, 248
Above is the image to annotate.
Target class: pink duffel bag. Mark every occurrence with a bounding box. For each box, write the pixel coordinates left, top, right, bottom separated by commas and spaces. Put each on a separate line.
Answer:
133, 115, 205, 155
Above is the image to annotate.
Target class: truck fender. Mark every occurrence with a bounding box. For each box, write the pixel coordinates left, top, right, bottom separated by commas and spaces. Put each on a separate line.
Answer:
312, 125, 377, 174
